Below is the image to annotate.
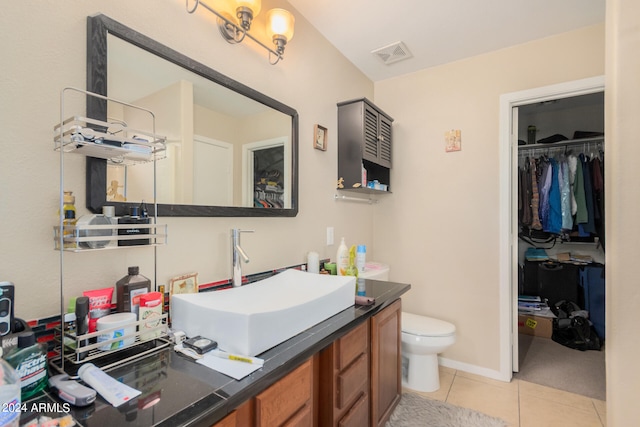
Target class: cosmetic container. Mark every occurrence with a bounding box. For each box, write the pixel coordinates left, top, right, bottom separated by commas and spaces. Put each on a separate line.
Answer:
78, 363, 141, 407
139, 292, 163, 341
117, 204, 150, 246
96, 312, 137, 351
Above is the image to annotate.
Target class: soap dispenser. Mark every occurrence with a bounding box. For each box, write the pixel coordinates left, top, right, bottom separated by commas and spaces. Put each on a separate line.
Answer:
336, 238, 349, 276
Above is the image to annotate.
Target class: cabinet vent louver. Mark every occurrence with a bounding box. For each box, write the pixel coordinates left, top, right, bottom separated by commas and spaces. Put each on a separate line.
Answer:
371, 41, 412, 65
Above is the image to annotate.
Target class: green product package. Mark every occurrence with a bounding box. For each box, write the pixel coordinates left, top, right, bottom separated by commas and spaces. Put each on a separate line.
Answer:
5, 331, 48, 400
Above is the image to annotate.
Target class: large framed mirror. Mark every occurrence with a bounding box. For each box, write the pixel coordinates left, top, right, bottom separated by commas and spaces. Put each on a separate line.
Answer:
86, 14, 298, 217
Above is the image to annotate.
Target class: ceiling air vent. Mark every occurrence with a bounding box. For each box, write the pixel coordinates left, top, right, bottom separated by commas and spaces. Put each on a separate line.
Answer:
371, 41, 413, 65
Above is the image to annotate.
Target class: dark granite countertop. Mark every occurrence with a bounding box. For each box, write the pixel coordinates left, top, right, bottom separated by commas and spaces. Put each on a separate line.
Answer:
24, 279, 410, 427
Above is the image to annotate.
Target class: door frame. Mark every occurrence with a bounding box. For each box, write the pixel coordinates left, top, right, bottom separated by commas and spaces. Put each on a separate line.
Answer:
242, 136, 291, 208
498, 75, 605, 380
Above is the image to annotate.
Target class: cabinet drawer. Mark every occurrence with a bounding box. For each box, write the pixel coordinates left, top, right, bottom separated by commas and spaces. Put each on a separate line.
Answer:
255, 359, 312, 427
336, 321, 368, 370
337, 353, 368, 409
282, 403, 312, 427
338, 392, 368, 427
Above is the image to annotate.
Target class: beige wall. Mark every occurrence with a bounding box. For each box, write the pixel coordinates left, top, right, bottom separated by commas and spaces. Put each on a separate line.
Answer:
374, 24, 604, 372
0, 0, 374, 320
605, 0, 640, 424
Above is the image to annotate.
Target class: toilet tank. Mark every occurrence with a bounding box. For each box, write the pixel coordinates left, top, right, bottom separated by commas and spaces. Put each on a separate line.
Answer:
359, 262, 389, 280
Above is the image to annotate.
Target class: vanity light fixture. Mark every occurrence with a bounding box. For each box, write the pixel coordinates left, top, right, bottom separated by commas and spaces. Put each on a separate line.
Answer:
186, 0, 295, 65
266, 8, 295, 56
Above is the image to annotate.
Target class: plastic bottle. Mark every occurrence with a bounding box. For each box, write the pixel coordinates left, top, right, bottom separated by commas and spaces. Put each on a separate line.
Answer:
116, 266, 151, 315
5, 331, 48, 400
307, 251, 320, 274
336, 238, 349, 276
344, 245, 359, 278
356, 245, 366, 274
0, 358, 21, 427
61, 190, 77, 248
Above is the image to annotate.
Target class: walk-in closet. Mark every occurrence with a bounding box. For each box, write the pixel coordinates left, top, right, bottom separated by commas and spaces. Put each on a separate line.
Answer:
514, 91, 606, 400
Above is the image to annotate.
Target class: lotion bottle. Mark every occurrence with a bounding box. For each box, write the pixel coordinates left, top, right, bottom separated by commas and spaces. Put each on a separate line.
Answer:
336, 238, 349, 276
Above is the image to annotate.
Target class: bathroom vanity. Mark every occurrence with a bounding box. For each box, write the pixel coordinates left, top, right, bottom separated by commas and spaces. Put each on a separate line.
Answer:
24, 279, 408, 427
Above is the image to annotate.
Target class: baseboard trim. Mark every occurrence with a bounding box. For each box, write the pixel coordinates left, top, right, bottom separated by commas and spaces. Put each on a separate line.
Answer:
438, 357, 511, 382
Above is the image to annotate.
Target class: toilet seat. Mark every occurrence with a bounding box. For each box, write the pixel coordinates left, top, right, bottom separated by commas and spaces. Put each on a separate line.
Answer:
402, 312, 455, 337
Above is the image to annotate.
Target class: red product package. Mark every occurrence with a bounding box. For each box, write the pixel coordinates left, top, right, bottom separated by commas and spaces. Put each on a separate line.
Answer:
83, 287, 114, 333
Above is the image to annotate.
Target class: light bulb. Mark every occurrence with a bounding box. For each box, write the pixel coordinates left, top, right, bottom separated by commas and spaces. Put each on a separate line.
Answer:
266, 8, 295, 42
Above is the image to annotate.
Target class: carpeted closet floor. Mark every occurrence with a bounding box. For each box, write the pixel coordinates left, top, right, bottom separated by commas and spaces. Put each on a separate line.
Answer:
514, 334, 606, 401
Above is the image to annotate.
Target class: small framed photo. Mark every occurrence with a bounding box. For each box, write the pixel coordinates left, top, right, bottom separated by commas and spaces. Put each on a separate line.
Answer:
314, 124, 327, 151
445, 129, 462, 152
170, 272, 198, 296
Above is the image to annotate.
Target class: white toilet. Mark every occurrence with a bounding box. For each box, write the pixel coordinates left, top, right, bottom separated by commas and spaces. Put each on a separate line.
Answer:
401, 312, 456, 392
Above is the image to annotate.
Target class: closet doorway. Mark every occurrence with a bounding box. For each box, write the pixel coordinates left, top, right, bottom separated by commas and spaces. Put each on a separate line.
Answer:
498, 76, 605, 386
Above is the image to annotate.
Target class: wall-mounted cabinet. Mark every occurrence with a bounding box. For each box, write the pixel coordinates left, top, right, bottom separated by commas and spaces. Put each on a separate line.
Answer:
337, 98, 393, 194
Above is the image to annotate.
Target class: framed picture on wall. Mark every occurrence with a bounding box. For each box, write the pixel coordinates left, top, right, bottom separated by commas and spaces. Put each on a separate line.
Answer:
169, 272, 198, 296
314, 124, 327, 151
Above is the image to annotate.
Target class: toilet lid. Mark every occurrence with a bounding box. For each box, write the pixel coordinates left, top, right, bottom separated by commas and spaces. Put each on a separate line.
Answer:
402, 312, 456, 337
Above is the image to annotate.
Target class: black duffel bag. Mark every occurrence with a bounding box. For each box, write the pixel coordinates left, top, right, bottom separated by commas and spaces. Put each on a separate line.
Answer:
551, 300, 601, 351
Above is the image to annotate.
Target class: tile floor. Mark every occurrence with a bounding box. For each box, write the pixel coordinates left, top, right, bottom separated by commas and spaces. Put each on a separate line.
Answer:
407, 366, 606, 427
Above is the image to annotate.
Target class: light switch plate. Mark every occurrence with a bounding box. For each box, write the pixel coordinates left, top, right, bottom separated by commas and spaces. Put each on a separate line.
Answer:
326, 227, 334, 245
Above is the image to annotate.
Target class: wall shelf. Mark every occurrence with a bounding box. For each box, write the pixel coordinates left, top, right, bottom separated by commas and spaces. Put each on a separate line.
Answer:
53, 87, 168, 376
54, 115, 166, 165
53, 223, 168, 251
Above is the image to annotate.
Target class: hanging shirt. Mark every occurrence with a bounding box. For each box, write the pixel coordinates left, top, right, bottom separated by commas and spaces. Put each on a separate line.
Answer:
574, 158, 588, 225
567, 154, 578, 215
545, 158, 562, 234
579, 154, 597, 235
559, 159, 573, 231
538, 159, 552, 230
529, 158, 542, 230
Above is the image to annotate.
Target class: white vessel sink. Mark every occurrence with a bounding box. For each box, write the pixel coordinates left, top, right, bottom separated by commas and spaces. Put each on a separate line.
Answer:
170, 269, 356, 356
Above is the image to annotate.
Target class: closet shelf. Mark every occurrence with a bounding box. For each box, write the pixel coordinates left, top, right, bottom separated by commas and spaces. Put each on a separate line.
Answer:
518, 136, 604, 151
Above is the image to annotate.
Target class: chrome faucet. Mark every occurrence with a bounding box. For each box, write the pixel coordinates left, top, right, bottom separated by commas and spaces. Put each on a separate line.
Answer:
232, 228, 253, 287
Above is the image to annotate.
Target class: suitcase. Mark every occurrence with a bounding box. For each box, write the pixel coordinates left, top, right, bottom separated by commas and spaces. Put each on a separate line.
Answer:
522, 260, 542, 296
580, 264, 605, 339
537, 261, 581, 308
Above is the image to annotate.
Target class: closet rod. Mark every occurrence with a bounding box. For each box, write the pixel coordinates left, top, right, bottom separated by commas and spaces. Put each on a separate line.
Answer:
334, 194, 378, 204
518, 136, 604, 151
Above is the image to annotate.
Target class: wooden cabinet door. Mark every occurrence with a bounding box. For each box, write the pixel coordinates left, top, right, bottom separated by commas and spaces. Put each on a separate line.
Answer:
338, 392, 369, 427
362, 102, 392, 168
255, 358, 313, 427
370, 299, 402, 427
319, 321, 369, 427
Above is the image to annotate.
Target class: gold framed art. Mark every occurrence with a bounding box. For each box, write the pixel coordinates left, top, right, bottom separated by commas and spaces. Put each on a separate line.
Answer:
169, 272, 198, 296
